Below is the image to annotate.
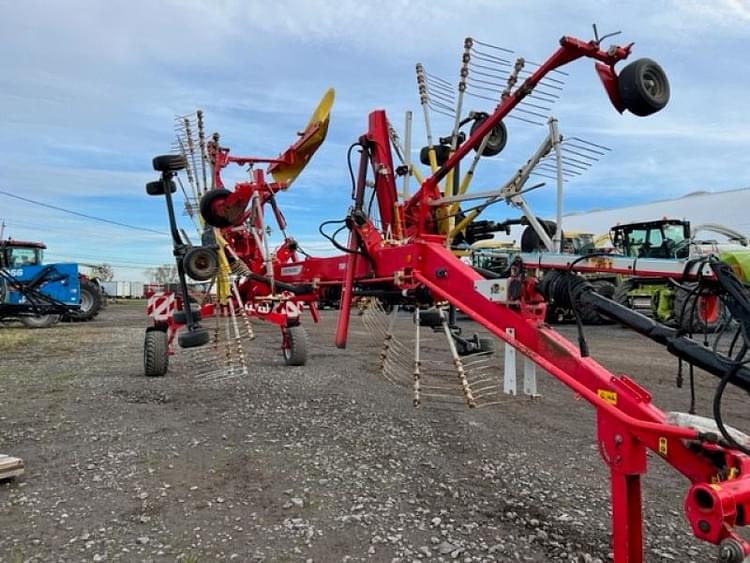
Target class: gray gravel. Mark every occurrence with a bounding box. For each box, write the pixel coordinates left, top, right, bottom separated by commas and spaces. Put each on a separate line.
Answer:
0, 301, 744, 562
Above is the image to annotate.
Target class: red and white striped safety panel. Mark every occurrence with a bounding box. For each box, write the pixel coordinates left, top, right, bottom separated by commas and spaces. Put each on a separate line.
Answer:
146, 292, 176, 321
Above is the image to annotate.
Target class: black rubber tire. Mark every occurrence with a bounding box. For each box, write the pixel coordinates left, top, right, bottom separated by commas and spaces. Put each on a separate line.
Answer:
178, 327, 210, 348
152, 154, 186, 173
199, 189, 234, 228
591, 279, 616, 300
470, 115, 508, 157
520, 220, 560, 252
145, 179, 177, 196
21, 314, 60, 329
74, 278, 103, 321
419, 145, 451, 166
478, 336, 495, 353
613, 279, 637, 309
418, 308, 443, 327
144, 328, 168, 377
283, 325, 308, 366
173, 305, 201, 324
544, 304, 568, 324
673, 284, 724, 333
578, 279, 617, 325
610, 279, 640, 328
183, 246, 218, 282
617, 58, 670, 117
577, 299, 603, 325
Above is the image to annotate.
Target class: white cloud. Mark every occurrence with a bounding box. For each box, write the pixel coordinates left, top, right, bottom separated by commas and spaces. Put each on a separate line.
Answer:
1, 0, 749, 282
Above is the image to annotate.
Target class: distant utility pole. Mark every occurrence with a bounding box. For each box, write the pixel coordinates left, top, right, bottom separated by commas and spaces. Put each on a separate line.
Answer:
0, 219, 5, 240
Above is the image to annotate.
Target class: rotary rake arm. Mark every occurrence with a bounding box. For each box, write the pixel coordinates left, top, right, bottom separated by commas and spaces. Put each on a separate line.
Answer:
397, 35, 643, 239
331, 33, 750, 563
339, 221, 750, 562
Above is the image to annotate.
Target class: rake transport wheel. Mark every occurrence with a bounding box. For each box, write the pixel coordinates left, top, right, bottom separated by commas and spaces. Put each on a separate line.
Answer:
199, 189, 234, 228
673, 284, 724, 333
144, 328, 168, 377
282, 324, 308, 366
21, 314, 60, 329
617, 58, 670, 117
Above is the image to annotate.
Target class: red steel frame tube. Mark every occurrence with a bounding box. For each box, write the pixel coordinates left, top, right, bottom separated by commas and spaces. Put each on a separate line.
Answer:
330, 34, 750, 561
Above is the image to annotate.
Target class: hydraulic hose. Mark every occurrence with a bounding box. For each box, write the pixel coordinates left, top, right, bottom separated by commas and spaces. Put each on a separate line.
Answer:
537, 270, 750, 394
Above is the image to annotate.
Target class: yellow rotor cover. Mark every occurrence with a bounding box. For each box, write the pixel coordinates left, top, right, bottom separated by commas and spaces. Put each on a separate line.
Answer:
268, 88, 335, 186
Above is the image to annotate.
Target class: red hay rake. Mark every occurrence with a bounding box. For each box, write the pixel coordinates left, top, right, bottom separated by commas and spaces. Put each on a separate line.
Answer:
151, 30, 750, 563
144, 91, 339, 375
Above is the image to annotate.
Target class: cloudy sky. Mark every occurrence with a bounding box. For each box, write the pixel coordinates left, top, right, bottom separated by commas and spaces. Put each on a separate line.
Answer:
1, 0, 748, 281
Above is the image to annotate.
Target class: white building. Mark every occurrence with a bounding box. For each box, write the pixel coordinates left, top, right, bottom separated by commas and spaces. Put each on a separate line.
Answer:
498, 187, 750, 244
560, 187, 750, 237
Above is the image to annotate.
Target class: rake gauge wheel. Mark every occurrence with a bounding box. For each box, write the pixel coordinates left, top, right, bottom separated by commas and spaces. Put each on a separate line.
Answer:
199, 189, 234, 228
145, 179, 177, 196
617, 58, 670, 117
183, 246, 218, 282
152, 154, 187, 173
520, 220, 560, 253
417, 308, 443, 328
419, 144, 451, 166
470, 114, 508, 157
178, 327, 210, 348
172, 305, 202, 324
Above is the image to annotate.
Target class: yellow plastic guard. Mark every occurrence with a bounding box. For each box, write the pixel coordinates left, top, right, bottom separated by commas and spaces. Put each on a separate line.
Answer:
213, 229, 232, 304
268, 88, 335, 187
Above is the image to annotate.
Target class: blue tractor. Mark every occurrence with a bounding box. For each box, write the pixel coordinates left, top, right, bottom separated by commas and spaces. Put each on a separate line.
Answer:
0, 239, 85, 328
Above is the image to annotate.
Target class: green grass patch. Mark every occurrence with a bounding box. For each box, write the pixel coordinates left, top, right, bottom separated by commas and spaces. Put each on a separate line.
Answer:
8, 546, 26, 563
0, 329, 32, 350
50, 371, 79, 385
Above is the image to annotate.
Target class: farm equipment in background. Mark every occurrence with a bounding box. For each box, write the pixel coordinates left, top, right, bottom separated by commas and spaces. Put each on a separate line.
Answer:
471, 229, 618, 324
144, 91, 336, 376
0, 239, 81, 328
608, 218, 750, 331
0, 239, 104, 327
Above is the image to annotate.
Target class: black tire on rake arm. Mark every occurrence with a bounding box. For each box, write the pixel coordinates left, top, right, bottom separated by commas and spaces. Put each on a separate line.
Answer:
617, 58, 670, 117
283, 325, 308, 366
199, 189, 234, 228
178, 327, 210, 349
144, 328, 168, 377
152, 154, 187, 173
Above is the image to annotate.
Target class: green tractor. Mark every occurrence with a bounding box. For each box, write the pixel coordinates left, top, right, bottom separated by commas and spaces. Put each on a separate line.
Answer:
610, 219, 750, 331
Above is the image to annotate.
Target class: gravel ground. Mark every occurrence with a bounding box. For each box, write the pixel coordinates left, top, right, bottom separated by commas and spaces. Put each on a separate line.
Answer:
1, 301, 749, 562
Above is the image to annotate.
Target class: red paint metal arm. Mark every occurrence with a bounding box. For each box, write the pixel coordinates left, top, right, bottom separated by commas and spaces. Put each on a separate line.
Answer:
405, 37, 632, 225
